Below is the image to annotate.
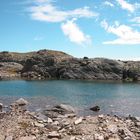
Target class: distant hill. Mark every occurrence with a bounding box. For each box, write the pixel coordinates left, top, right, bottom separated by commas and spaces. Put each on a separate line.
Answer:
0, 49, 140, 82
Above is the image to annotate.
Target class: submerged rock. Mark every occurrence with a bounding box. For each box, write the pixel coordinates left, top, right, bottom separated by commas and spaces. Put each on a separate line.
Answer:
44, 104, 76, 118
55, 104, 75, 113
90, 106, 100, 112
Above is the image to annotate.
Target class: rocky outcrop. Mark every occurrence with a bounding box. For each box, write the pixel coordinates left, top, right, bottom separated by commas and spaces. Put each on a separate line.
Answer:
0, 62, 23, 79
0, 49, 140, 81
0, 99, 140, 140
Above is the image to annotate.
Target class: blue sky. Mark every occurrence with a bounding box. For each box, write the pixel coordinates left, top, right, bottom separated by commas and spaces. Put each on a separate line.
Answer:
0, 0, 140, 60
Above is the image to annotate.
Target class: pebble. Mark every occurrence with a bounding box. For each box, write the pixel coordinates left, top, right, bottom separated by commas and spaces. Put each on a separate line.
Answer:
48, 131, 61, 139
48, 117, 53, 123
94, 133, 104, 140
74, 117, 83, 125
5, 136, 13, 140
107, 124, 118, 133
19, 136, 36, 140
34, 122, 44, 127
70, 136, 76, 140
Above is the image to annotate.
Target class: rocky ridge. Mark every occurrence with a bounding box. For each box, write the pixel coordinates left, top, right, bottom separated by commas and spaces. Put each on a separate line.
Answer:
0, 99, 140, 140
0, 49, 140, 81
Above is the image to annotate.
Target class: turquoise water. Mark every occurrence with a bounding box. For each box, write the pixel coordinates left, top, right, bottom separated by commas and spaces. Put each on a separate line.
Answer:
0, 80, 140, 116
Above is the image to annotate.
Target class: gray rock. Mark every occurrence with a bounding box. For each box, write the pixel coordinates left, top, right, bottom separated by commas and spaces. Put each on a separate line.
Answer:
46, 104, 75, 117
15, 98, 28, 106
74, 117, 83, 125
5, 136, 13, 140
0, 103, 3, 112
48, 131, 61, 139
55, 104, 75, 113
19, 136, 36, 140
94, 133, 104, 140
107, 124, 118, 133
34, 122, 44, 127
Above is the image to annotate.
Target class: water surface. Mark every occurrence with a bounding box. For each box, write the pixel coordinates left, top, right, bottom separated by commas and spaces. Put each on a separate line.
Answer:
0, 80, 140, 116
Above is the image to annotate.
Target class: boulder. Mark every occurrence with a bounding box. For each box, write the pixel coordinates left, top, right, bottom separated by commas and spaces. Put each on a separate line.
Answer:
15, 98, 28, 106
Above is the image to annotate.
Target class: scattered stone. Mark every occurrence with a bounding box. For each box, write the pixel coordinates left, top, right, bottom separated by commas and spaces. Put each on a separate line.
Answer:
5, 136, 13, 140
108, 137, 120, 140
74, 117, 83, 125
135, 122, 140, 127
65, 113, 76, 118
94, 133, 104, 140
107, 124, 118, 133
19, 136, 36, 140
98, 114, 104, 118
34, 122, 44, 127
48, 117, 53, 123
70, 136, 76, 140
48, 131, 61, 139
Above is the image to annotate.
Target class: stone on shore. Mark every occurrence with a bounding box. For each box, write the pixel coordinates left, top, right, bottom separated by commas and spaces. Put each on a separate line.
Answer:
19, 136, 36, 140
0, 103, 3, 112
15, 98, 28, 106
48, 131, 61, 139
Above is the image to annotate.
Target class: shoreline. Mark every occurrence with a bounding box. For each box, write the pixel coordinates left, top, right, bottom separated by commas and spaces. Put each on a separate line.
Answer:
0, 98, 140, 140
0, 95, 140, 118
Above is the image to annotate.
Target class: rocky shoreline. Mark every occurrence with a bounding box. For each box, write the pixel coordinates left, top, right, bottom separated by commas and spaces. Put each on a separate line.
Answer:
0, 98, 140, 140
0, 49, 140, 81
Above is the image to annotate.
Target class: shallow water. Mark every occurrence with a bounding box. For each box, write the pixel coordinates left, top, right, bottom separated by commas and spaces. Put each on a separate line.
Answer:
0, 80, 140, 116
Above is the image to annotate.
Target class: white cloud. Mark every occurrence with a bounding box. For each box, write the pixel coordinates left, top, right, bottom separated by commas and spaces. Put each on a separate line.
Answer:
131, 17, 140, 26
132, 17, 140, 24
116, 0, 135, 13
101, 20, 140, 45
61, 20, 91, 46
104, 1, 114, 7
29, 1, 98, 23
